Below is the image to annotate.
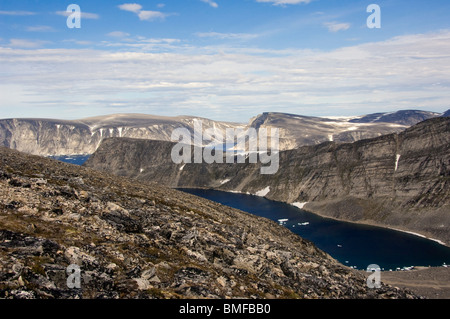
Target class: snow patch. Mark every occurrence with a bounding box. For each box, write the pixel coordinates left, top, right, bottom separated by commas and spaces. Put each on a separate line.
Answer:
255, 186, 270, 197
292, 202, 308, 209
179, 164, 186, 171
220, 179, 230, 185
395, 154, 401, 171
140, 168, 144, 173
328, 134, 333, 142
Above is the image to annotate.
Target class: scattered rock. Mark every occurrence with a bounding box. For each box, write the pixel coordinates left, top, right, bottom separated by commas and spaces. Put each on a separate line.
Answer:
0, 146, 421, 299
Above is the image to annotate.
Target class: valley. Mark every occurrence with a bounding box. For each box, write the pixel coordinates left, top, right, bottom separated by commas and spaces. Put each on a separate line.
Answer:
84, 116, 450, 246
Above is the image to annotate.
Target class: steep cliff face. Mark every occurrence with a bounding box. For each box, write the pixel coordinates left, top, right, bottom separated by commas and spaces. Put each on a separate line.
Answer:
84, 118, 450, 245
0, 114, 245, 156
0, 119, 95, 156
0, 146, 418, 299
0, 110, 440, 156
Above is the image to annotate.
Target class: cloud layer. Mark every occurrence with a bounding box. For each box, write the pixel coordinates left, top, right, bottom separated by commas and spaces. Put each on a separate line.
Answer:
1, 30, 449, 121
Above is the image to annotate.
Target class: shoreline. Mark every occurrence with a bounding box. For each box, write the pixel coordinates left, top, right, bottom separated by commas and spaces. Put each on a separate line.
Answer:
177, 187, 449, 249
297, 204, 449, 248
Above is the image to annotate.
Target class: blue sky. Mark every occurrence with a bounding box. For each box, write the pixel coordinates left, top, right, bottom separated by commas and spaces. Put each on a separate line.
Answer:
0, 0, 450, 122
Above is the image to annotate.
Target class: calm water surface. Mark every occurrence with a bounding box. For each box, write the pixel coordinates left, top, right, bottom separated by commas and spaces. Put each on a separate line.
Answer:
55, 155, 450, 271
180, 188, 450, 270
49, 155, 91, 166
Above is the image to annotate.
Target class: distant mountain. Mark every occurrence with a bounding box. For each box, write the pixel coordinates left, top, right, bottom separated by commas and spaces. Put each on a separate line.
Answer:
85, 117, 450, 246
441, 109, 450, 117
349, 110, 440, 125
0, 114, 244, 156
0, 109, 443, 156
248, 111, 413, 150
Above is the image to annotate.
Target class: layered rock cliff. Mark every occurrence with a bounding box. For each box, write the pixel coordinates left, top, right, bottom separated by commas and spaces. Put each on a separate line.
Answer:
84, 117, 450, 245
0, 146, 417, 299
0, 114, 245, 156
0, 110, 441, 156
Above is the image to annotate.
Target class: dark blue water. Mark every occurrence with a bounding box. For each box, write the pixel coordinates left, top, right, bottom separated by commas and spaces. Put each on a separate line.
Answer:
180, 188, 450, 271
49, 155, 90, 165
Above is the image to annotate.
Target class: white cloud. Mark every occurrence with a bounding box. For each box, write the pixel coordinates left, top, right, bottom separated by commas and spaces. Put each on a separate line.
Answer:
324, 22, 351, 32
118, 3, 143, 13
118, 3, 168, 21
64, 39, 94, 46
107, 31, 131, 38
0, 10, 36, 16
138, 10, 167, 21
26, 25, 54, 32
256, 0, 311, 6
55, 11, 99, 19
196, 32, 260, 40
7, 39, 48, 48
200, 0, 219, 8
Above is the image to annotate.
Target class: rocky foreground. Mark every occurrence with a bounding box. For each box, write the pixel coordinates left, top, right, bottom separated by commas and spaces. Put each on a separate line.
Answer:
0, 147, 419, 299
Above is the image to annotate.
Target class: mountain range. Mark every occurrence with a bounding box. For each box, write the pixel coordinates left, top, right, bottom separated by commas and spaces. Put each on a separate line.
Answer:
0, 109, 446, 156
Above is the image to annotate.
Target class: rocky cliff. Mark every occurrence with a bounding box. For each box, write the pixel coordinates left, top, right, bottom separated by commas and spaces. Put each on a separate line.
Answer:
0, 114, 245, 156
0, 110, 441, 156
84, 117, 450, 246
0, 146, 417, 299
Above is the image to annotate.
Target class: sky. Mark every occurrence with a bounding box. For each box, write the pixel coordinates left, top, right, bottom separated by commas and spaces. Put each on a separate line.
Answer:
0, 0, 449, 122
